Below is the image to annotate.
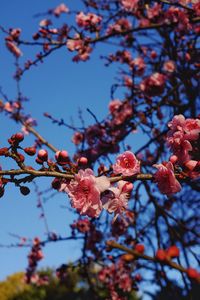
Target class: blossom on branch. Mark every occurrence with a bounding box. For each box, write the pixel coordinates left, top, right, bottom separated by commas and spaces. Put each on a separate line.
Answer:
113, 151, 140, 176
167, 115, 200, 175
120, 0, 139, 12
153, 161, 181, 196
102, 180, 133, 218
63, 169, 110, 218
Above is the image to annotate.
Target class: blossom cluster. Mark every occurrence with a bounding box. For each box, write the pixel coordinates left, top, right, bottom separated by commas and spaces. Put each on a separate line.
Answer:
98, 258, 133, 300
59, 165, 135, 219
167, 114, 200, 177
25, 237, 44, 284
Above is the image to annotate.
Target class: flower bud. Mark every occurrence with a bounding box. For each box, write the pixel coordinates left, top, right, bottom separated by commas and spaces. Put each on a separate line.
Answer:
24, 147, 36, 156
187, 268, 200, 280
78, 157, 88, 165
55, 150, 68, 165
52, 178, 61, 190
135, 244, 145, 254
20, 186, 30, 196
0, 148, 9, 156
37, 149, 48, 161
15, 132, 24, 142
166, 245, 180, 258
156, 249, 167, 261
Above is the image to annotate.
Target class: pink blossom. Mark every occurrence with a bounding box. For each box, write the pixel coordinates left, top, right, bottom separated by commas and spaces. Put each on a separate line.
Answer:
130, 56, 145, 75
121, 0, 139, 11
163, 60, 176, 73
140, 72, 166, 96
193, 2, 200, 16
66, 35, 92, 61
167, 115, 200, 167
168, 114, 185, 133
71, 218, 91, 233
66, 36, 84, 51
10, 28, 21, 40
4, 101, 20, 113
183, 118, 200, 141
107, 18, 132, 35
164, 7, 191, 32
21, 118, 37, 135
6, 41, 22, 57
124, 76, 133, 88
109, 99, 122, 114
76, 12, 102, 29
154, 162, 182, 195
53, 3, 69, 17
72, 131, 84, 145
113, 151, 140, 176
109, 99, 133, 125
102, 181, 133, 217
146, 3, 162, 20
39, 19, 52, 27
64, 169, 110, 217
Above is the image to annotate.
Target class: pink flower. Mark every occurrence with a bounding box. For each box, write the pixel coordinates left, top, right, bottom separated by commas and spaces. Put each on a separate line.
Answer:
163, 60, 176, 73
130, 57, 146, 75
166, 115, 200, 168
164, 7, 191, 32
113, 151, 140, 176
146, 3, 162, 19
53, 3, 69, 17
107, 18, 132, 35
10, 28, 21, 40
64, 169, 110, 218
71, 218, 91, 233
183, 118, 200, 141
124, 76, 133, 88
140, 72, 166, 96
121, 0, 139, 11
109, 101, 133, 126
6, 41, 22, 57
39, 19, 52, 27
66, 36, 84, 51
76, 12, 102, 29
109, 99, 122, 114
102, 181, 133, 217
66, 35, 92, 61
168, 114, 185, 133
72, 131, 84, 145
153, 162, 182, 195
4, 101, 20, 113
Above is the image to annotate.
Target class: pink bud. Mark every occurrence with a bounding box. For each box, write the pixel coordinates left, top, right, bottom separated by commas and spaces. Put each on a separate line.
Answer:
78, 157, 88, 165
185, 160, 198, 171
55, 150, 68, 160
170, 155, 178, 164
122, 182, 133, 193
38, 149, 48, 161
15, 132, 24, 142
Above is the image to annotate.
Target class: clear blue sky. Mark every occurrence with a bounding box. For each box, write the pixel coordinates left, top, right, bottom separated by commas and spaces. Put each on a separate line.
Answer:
0, 0, 146, 281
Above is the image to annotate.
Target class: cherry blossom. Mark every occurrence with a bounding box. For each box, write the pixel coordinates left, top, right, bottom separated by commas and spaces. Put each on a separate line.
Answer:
140, 72, 166, 96
63, 169, 110, 217
52, 3, 69, 17
76, 12, 102, 30
121, 0, 139, 12
163, 60, 176, 73
102, 180, 133, 218
6, 41, 22, 57
113, 151, 140, 176
153, 162, 181, 196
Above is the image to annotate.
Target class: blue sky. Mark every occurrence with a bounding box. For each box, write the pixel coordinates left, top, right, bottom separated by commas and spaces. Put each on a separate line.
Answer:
0, 0, 147, 281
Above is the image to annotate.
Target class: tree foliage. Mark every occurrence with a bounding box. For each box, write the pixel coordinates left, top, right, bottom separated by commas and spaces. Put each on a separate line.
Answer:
0, 1, 200, 299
